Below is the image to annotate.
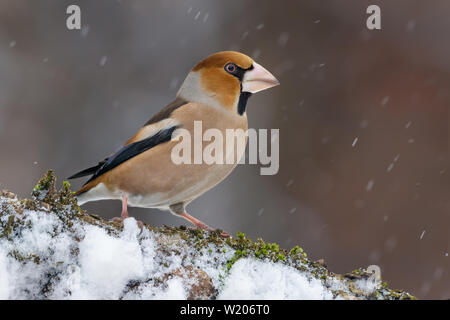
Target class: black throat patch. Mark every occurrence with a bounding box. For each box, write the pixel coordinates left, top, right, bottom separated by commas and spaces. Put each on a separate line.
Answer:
237, 91, 252, 115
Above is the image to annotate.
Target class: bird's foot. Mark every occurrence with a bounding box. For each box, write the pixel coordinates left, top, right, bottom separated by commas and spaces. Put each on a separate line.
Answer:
110, 195, 143, 230
180, 212, 230, 238
110, 216, 144, 230
218, 230, 231, 238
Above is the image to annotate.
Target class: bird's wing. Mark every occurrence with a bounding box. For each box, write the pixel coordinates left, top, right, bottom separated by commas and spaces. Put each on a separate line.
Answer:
81, 125, 178, 186
69, 98, 188, 186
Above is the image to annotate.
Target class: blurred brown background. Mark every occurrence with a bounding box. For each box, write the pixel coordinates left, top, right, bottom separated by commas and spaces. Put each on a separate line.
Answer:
0, 0, 448, 299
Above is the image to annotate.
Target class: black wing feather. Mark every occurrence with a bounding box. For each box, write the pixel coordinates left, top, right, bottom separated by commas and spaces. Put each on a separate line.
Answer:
69, 126, 178, 185
68, 160, 107, 179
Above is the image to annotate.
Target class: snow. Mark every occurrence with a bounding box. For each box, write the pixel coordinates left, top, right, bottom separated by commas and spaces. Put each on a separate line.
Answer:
277, 33, 289, 47
353, 278, 379, 295
366, 179, 374, 191
386, 162, 395, 172
0, 197, 216, 299
359, 120, 369, 128
75, 221, 145, 299
0, 209, 168, 298
99, 56, 108, 67
202, 13, 209, 23
251, 48, 261, 60
0, 192, 410, 300
218, 258, 332, 300
0, 247, 9, 299
406, 20, 416, 32
81, 25, 90, 37
125, 277, 187, 300
419, 230, 426, 240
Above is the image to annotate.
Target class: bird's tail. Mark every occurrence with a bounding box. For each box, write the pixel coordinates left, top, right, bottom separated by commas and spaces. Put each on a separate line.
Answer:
68, 164, 102, 180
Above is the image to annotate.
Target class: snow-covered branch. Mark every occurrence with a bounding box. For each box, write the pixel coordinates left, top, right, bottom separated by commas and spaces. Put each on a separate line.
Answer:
0, 171, 415, 300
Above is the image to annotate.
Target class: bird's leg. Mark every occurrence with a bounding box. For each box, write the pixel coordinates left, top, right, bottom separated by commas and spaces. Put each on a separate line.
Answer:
180, 212, 230, 238
121, 195, 129, 219
111, 195, 143, 229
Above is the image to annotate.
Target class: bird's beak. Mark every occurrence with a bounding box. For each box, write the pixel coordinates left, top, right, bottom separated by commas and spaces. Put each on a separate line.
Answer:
242, 62, 280, 94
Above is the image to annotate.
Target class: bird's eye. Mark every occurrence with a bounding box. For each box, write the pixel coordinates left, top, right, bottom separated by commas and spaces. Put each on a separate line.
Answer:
225, 63, 237, 74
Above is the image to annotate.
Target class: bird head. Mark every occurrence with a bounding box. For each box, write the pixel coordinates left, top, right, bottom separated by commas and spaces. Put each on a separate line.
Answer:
177, 51, 279, 115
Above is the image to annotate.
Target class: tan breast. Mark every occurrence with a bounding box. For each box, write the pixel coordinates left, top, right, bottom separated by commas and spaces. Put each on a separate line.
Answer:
99, 102, 248, 208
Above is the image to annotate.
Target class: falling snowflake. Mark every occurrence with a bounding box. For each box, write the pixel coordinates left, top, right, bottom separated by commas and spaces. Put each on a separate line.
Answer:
99, 56, 108, 67
366, 180, 374, 192
419, 230, 426, 240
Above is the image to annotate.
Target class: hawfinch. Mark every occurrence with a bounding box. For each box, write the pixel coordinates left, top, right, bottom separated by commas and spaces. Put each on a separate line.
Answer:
69, 51, 279, 236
